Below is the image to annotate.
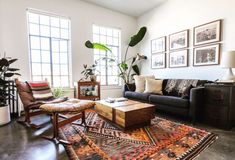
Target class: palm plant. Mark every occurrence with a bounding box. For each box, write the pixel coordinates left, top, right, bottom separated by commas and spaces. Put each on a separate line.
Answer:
0, 56, 20, 107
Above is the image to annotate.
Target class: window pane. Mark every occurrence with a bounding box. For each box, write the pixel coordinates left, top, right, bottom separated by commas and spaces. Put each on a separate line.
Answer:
53, 64, 60, 75
52, 52, 60, 63
100, 27, 106, 35
107, 36, 112, 45
29, 23, 39, 35
40, 25, 50, 37
52, 40, 59, 52
94, 50, 99, 55
108, 76, 118, 85
60, 53, 68, 64
100, 76, 106, 85
108, 66, 118, 75
31, 63, 41, 75
31, 50, 41, 62
50, 17, 59, 27
107, 29, 112, 36
60, 19, 69, 29
28, 13, 39, 23
51, 27, 60, 38
100, 66, 106, 75
60, 41, 68, 52
61, 29, 69, 39
100, 35, 106, 44
30, 36, 40, 49
42, 63, 51, 75
53, 76, 61, 87
113, 38, 119, 46
40, 15, 49, 25
113, 29, 119, 37
60, 65, 68, 75
41, 51, 50, 63
40, 37, 50, 50
61, 76, 69, 87
93, 26, 99, 34
93, 34, 99, 43
32, 76, 42, 81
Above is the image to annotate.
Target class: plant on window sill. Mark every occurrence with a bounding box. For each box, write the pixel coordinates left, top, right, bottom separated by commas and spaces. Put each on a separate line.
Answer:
81, 41, 112, 82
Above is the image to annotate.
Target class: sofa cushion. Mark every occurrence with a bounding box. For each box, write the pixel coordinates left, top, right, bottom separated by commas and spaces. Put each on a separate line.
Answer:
125, 91, 150, 102
164, 79, 199, 97
144, 79, 163, 95
149, 94, 189, 108
134, 75, 155, 93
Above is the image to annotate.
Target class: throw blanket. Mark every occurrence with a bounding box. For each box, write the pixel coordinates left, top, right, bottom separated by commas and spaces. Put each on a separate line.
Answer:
27, 81, 53, 100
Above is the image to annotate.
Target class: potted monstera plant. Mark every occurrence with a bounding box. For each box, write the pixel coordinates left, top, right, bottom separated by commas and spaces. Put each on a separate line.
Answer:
0, 56, 20, 125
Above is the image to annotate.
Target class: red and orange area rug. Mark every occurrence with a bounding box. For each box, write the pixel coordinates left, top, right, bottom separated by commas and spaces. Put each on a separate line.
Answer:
59, 111, 217, 160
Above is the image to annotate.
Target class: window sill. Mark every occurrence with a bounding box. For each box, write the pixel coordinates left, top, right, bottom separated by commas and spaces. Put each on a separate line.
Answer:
101, 85, 122, 90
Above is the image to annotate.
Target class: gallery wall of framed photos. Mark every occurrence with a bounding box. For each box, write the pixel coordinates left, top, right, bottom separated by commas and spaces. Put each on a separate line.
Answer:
151, 19, 222, 69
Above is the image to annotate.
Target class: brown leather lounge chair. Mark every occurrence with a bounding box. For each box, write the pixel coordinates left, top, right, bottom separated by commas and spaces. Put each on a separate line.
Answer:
15, 79, 66, 129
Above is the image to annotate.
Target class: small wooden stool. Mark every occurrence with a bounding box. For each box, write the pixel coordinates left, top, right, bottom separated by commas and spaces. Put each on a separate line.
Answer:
40, 99, 95, 145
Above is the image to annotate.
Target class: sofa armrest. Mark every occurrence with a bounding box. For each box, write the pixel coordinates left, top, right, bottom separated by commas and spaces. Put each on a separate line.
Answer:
189, 87, 204, 123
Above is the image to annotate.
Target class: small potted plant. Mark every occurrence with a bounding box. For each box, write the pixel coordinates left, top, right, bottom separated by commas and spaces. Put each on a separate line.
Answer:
80, 64, 97, 82
0, 56, 20, 125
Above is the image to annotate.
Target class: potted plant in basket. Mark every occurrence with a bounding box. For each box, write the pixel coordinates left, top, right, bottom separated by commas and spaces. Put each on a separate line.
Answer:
0, 56, 20, 125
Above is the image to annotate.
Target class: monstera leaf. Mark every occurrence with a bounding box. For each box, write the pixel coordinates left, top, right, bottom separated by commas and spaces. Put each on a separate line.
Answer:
129, 27, 147, 47
85, 40, 112, 52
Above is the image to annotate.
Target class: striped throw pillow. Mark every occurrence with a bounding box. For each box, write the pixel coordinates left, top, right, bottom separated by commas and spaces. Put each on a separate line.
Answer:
27, 81, 54, 100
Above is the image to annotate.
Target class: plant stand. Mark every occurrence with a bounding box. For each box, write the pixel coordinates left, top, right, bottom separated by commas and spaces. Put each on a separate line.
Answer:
0, 105, 11, 125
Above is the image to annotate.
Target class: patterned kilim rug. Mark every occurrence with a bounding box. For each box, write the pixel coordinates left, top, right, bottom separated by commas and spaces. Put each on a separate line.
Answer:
59, 110, 217, 160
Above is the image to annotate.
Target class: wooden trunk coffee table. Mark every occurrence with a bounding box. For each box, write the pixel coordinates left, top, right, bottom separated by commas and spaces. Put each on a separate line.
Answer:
95, 99, 155, 130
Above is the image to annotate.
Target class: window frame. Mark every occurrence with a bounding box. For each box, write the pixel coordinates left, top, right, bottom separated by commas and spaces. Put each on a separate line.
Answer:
92, 24, 121, 86
27, 9, 72, 88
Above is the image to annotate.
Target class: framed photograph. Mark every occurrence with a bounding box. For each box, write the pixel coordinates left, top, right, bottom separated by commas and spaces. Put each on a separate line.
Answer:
151, 53, 166, 69
194, 20, 221, 46
169, 50, 188, 68
193, 44, 220, 66
169, 30, 189, 51
151, 36, 166, 53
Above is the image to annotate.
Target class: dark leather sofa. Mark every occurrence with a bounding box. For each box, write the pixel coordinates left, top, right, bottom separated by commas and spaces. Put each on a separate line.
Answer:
124, 79, 208, 123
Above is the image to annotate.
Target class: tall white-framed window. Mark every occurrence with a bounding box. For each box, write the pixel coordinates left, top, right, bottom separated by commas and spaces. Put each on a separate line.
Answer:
93, 25, 121, 86
27, 9, 72, 88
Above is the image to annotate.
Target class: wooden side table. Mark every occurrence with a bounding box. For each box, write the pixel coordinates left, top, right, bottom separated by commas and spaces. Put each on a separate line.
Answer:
77, 81, 100, 100
202, 83, 235, 130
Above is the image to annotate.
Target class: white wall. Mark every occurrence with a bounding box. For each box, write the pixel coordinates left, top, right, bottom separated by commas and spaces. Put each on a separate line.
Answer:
138, 0, 235, 81
0, 0, 137, 99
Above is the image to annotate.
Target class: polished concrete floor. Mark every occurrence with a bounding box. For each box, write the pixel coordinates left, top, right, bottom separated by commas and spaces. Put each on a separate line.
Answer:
0, 113, 234, 160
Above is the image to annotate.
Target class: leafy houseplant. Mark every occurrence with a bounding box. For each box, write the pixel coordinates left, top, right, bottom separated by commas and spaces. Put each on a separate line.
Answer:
84, 26, 147, 84
52, 88, 68, 98
0, 57, 20, 107
81, 41, 112, 82
119, 26, 147, 84
0, 56, 20, 125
